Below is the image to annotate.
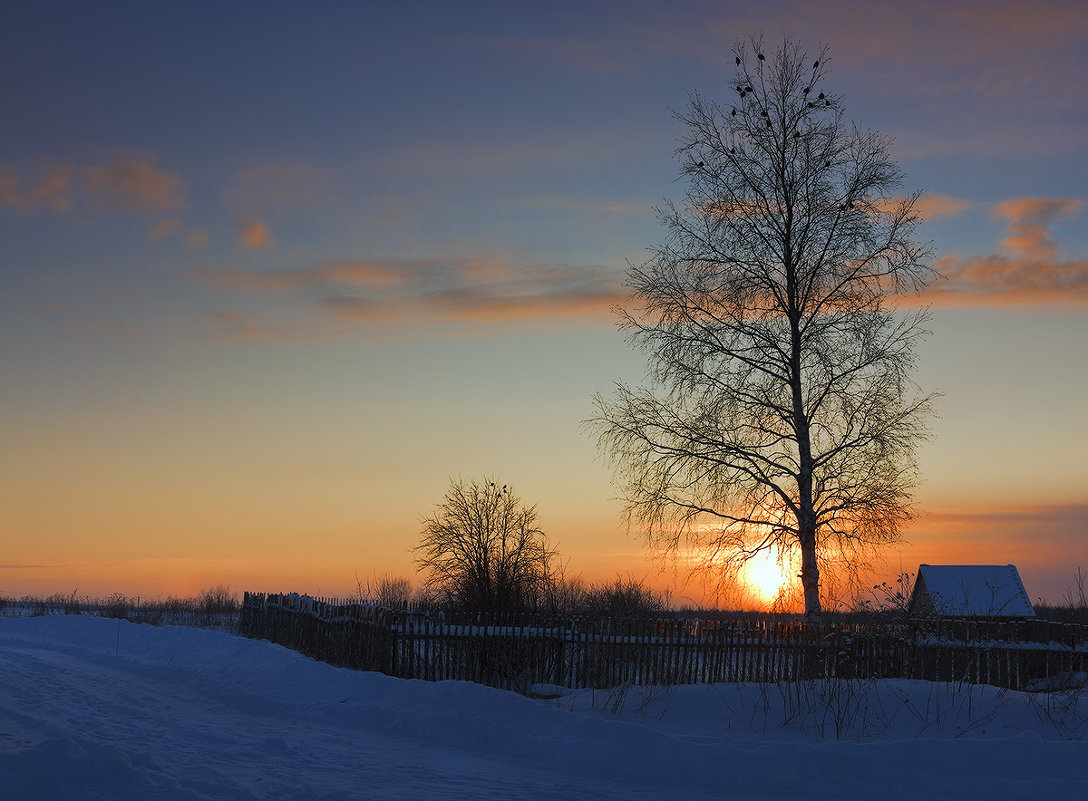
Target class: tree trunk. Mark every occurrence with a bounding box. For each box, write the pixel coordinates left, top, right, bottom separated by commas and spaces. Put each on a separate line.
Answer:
799, 523, 821, 625
787, 249, 822, 625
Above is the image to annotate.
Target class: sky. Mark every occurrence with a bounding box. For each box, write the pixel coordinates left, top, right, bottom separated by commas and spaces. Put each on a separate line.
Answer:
1, 0, 1086, 607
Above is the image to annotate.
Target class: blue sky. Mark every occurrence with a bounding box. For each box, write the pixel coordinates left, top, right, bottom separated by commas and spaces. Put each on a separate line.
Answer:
1, 0, 1086, 605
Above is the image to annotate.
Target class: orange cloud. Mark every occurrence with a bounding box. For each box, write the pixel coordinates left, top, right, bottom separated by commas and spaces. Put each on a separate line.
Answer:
915, 196, 1087, 308
149, 217, 208, 249
239, 220, 273, 249
0, 163, 73, 212
192, 260, 421, 292
207, 311, 334, 342
921, 254, 1088, 308
148, 218, 184, 240
900, 503, 1088, 569
992, 197, 1084, 260
210, 311, 282, 341
866, 193, 973, 220
913, 193, 974, 220
80, 156, 186, 213
317, 284, 624, 326
193, 257, 626, 332
320, 260, 408, 288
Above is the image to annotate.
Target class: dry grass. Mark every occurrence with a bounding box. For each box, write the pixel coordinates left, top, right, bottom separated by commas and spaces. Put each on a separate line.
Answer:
0, 586, 241, 630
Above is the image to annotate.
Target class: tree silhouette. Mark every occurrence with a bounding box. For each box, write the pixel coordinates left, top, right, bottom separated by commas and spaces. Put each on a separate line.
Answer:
592, 35, 935, 622
415, 477, 557, 614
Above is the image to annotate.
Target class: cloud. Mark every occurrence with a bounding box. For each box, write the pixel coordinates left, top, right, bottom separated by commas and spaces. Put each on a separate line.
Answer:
992, 197, 1084, 261
80, 156, 186, 213
319, 260, 408, 288
0, 163, 74, 212
922, 254, 1088, 308
192, 259, 421, 292
208, 311, 313, 342
372, 129, 651, 181
515, 195, 653, 217
318, 283, 621, 325
3, 156, 185, 215
149, 217, 209, 249
903, 503, 1088, 563
148, 218, 184, 240
209, 311, 266, 340
192, 268, 310, 292
891, 502, 1088, 602
239, 220, 273, 249
912, 194, 974, 220
193, 257, 626, 333
921, 505, 1088, 528
0, 564, 50, 570
207, 310, 354, 343
915, 196, 1087, 308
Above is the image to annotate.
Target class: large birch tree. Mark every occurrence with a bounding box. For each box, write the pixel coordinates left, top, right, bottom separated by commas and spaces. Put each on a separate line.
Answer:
593, 36, 935, 622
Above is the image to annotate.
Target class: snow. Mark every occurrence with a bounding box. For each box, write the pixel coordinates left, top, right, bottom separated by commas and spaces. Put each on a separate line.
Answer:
1, 616, 1086, 800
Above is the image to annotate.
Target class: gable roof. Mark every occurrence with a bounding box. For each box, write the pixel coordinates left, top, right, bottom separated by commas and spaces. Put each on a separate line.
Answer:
909, 564, 1036, 617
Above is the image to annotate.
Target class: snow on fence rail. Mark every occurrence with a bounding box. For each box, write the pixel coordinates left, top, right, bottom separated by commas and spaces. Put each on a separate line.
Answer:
238, 591, 1088, 693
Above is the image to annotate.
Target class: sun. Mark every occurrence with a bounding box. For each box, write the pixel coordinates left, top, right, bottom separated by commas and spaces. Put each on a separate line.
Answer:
741, 549, 789, 603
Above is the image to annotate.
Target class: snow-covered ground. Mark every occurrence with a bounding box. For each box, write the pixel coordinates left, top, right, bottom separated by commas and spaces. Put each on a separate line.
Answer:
1, 616, 1085, 800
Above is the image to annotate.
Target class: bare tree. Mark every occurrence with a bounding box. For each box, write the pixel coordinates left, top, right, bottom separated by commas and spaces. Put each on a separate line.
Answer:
415, 477, 557, 614
592, 35, 935, 623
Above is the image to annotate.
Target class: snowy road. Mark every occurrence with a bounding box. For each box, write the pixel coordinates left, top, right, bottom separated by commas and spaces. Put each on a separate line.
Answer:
1, 616, 1086, 800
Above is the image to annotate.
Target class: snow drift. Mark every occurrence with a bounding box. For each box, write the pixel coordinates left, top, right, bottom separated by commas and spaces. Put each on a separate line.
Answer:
1, 616, 1085, 800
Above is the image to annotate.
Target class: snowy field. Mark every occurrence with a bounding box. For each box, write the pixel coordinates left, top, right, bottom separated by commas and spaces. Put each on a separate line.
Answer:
1, 616, 1086, 800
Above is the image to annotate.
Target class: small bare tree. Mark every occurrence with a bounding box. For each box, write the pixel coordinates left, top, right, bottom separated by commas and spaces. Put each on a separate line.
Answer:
415, 477, 557, 614
592, 35, 935, 623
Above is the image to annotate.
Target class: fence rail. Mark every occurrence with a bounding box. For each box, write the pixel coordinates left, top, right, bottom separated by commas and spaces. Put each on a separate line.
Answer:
238, 592, 1088, 693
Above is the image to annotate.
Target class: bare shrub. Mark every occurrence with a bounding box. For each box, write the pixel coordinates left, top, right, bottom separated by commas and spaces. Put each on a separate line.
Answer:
851, 571, 916, 619
46, 590, 81, 614
355, 573, 415, 609
199, 585, 239, 615
1063, 567, 1088, 618
581, 578, 671, 619
541, 575, 589, 617
1036, 568, 1088, 624
101, 593, 131, 620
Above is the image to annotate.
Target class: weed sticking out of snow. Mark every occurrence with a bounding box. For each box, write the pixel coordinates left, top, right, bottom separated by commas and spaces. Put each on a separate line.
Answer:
555, 674, 1088, 745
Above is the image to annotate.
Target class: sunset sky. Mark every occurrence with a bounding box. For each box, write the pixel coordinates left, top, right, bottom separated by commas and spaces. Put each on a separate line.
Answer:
2, 0, 1086, 608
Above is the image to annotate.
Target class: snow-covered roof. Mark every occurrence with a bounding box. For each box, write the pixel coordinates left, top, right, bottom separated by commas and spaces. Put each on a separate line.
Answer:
909, 564, 1035, 617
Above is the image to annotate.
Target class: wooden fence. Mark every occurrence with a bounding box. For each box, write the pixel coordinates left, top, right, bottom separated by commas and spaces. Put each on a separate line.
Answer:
238, 592, 1088, 694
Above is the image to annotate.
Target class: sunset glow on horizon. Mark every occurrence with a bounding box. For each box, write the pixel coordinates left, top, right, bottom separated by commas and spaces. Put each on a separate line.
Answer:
2, 1, 1086, 610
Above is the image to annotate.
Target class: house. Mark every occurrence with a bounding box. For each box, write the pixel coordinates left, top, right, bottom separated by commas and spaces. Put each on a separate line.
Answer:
908, 564, 1036, 618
